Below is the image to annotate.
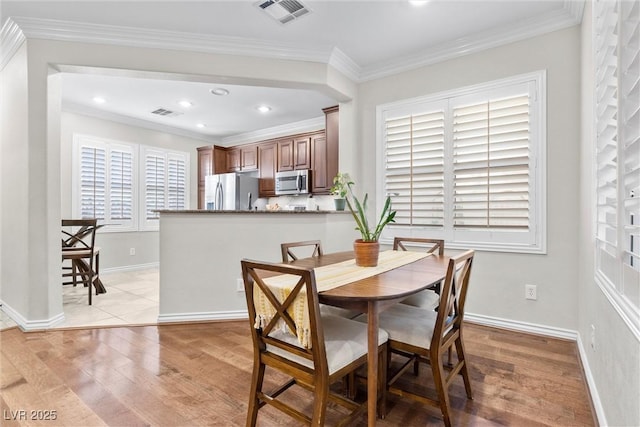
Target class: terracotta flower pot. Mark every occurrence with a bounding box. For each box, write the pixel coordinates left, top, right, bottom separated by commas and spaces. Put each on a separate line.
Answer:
353, 239, 380, 267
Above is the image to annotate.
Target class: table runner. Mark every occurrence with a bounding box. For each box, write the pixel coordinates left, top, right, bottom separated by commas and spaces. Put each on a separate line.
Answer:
254, 249, 431, 348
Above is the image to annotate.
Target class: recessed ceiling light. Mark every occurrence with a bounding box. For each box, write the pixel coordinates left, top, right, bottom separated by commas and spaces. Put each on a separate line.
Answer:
196, 123, 206, 128
257, 105, 272, 113
92, 96, 106, 104
210, 88, 230, 96
179, 100, 193, 108
409, 0, 429, 6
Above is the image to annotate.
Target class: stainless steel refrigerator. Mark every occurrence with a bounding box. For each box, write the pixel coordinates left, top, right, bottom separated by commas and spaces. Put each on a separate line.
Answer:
204, 172, 259, 211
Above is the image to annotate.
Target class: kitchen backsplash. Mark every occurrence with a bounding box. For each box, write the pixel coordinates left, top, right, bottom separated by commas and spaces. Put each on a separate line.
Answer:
253, 194, 338, 211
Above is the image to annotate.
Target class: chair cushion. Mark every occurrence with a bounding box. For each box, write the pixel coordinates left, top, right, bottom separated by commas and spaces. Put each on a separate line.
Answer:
355, 304, 436, 350
268, 314, 388, 375
319, 304, 361, 319
400, 289, 440, 310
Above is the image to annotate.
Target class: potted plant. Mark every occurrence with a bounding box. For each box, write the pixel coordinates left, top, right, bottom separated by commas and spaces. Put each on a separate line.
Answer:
345, 182, 396, 267
330, 172, 353, 211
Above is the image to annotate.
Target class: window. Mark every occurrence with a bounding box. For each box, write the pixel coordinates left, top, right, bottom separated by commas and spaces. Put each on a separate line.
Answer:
140, 146, 189, 230
74, 135, 136, 232
594, 0, 639, 336
377, 71, 546, 253
73, 135, 190, 232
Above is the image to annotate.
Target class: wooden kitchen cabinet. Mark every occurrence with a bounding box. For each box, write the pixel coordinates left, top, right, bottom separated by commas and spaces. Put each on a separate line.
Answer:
227, 145, 257, 172
311, 106, 339, 194
226, 148, 240, 172
310, 134, 329, 193
200, 105, 338, 198
276, 139, 294, 171
258, 143, 277, 197
294, 136, 311, 170
197, 145, 227, 209
277, 136, 312, 172
241, 145, 258, 171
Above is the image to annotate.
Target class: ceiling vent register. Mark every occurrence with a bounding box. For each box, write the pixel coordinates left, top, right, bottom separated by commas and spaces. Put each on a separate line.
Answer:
256, 0, 311, 25
150, 108, 183, 117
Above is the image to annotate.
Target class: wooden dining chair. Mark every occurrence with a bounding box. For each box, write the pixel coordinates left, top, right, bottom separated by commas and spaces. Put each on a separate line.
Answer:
394, 237, 444, 310
281, 240, 359, 320
61, 219, 100, 305
280, 240, 323, 262
373, 250, 475, 427
241, 259, 388, 426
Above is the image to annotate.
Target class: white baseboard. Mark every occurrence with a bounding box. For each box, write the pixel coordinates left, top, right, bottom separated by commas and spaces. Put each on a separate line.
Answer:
157, 310, 248, 324
576, 334, 608, 427
465, 312, 578, 340
101, 262, 159, 274
0, 300, 65, 331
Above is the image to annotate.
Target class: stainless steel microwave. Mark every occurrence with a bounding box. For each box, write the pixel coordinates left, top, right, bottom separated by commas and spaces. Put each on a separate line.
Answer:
275, 169, 310, 195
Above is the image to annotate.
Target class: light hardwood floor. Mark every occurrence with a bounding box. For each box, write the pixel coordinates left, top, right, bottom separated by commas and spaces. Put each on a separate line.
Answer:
0, 321, 595, 426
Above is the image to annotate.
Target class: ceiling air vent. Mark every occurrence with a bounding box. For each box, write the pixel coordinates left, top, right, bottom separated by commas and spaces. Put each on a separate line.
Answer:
150, 108, 183, 117
255, 0, 311, 25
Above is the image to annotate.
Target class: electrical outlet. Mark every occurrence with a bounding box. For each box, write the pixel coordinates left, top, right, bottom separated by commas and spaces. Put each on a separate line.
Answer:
525, 284, 537, 300
590, 324, 596, 350
236, 278, 245, 292
129, 247, 135, 256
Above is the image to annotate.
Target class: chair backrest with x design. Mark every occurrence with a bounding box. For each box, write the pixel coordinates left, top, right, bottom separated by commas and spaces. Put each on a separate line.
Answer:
242, 259, 328, 380
393, 237, 444, 255
280, 240, 323, 262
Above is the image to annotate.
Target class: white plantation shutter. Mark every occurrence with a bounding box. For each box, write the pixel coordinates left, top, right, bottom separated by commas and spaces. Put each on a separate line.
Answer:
140, 146, 190, 230
168, 155, 187, 210
452, 94, 530, 229
109, 149, 133, 221
80, 146, 106, 220
73, 136, 137, 231
378, 72, 544, 252
73, 136, 189, 232
384, 108, 445, 226
620, 0, 640, 311
594, 0, 640, 334
595, 0, 620, 285
145, 153, 166, 220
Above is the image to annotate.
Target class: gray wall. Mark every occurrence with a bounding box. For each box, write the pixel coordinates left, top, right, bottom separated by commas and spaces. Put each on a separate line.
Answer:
358, 27, 581, 331
60, 111, 204, 270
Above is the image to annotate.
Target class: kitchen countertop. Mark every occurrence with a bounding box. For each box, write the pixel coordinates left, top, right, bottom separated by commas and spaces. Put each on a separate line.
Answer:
156, 209, 350, 214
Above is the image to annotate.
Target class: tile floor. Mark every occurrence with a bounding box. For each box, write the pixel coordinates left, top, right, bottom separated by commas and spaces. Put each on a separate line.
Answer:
0, 268, 159, 330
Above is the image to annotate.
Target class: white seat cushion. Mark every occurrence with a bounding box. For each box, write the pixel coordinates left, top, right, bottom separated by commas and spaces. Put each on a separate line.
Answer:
268, 314, 388, 375
355, 304, 436, 350
319, 304, 361, 319
400, 289, 440, 310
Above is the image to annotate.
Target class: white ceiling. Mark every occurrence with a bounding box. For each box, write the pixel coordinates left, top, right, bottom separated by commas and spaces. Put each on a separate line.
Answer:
1, 0, 581, 143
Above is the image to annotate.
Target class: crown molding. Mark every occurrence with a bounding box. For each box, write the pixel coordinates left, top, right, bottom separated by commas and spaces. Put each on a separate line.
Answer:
2, 2, 584, 82
63, 101, 219, 144
358, 1, 585, 82
7, 15, 334, 63
220, 116, 325, 146
328, 47, 361, 82
0, 18, 26, 70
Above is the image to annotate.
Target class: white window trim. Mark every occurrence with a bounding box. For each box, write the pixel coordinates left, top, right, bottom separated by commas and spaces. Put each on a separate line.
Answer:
376, 71, 547, 254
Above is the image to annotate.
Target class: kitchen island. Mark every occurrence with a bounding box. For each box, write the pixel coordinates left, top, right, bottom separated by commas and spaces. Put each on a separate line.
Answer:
157, 209, 357, 323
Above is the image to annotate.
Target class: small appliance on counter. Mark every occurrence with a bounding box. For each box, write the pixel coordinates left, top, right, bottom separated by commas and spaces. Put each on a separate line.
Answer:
275, 169, 310, 195
204, 172, 259, 211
